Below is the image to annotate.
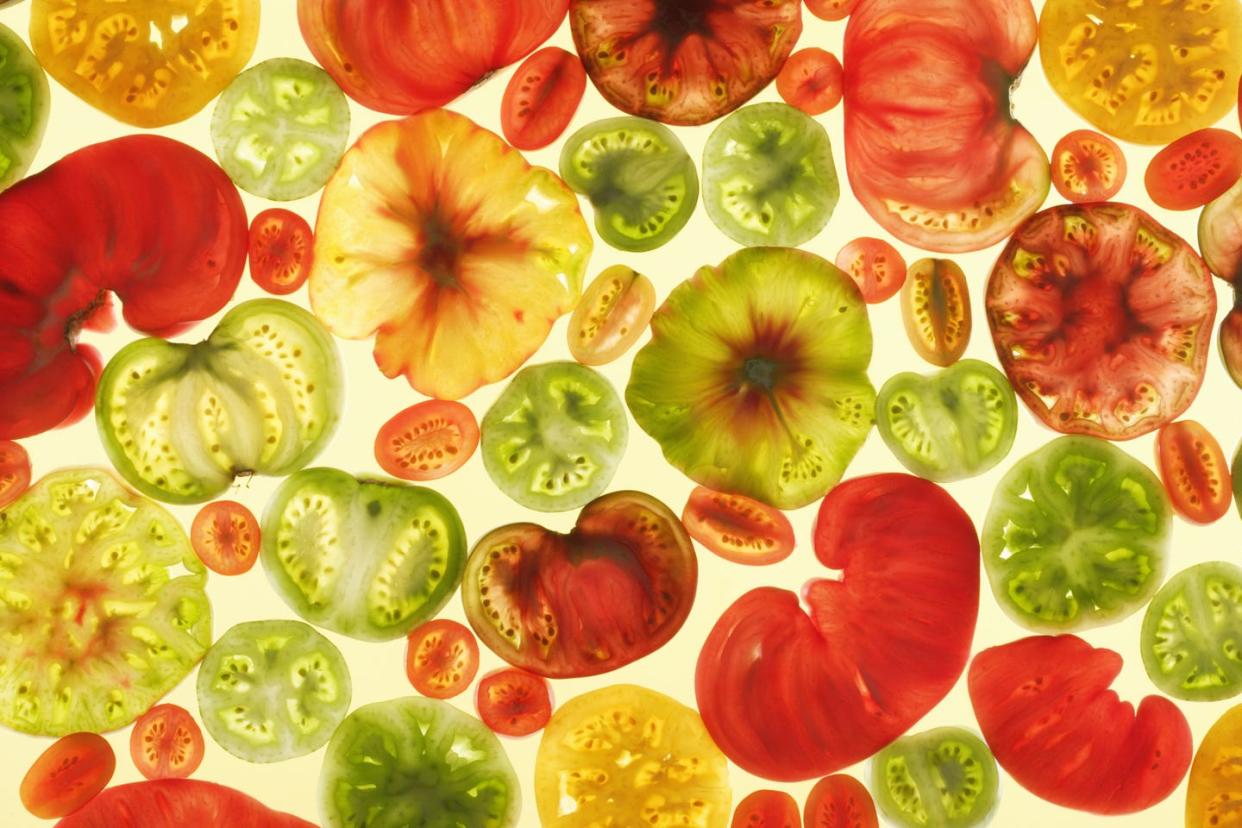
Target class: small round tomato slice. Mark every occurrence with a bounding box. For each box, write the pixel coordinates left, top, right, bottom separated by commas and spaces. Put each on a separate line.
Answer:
374, 400, 479, 481
805, 0, 858, 21
1051, 130, 1126, 203
130, 704, 205, 780
682, 486, 795, 566
0, 439, 31, 510
732, 790, 799, 828
805, 774, 877, 828
901, 258, 971, 366
405, 619, 480, 700
191, 500, 260, 576
476, 668, 553, 737
567, 265, 656, 367
1156, 420, 1231, 524
20, 732, 116, 819
1146, 128, 1242, 211
835, 237, 906, 304
501, 47, 586, 151
249, 209, 314, 295
776, 48, 844, 116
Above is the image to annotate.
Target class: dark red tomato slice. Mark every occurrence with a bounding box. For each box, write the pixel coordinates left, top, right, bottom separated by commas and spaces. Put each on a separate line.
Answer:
1156, 420, 1231, 523
968, 635, 1191, 815
0, 136, 247, 440
696, 474, 979, 781
1145, 128, 1242, 211
249, 209, 314, 295
501, 47, 586, 151
0, 439, 31, 510
190, 500, 260, 576
130, 704, 205, 781
1051, 129, 1127, 202
835, 237, 906, 303
776, 49, 844, 116
805, 775, 878, 828
682, 486, 795, 566
475, 668, 553, 737
804, 0, 858, 21
732, 789, 800, 828
56, 780, 314, 827
405, 619, 480, 699
19, 732, 115, 819
374, 400, 479, 481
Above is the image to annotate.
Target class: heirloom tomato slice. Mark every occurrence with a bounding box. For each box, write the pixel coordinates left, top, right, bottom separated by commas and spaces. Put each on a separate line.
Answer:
248, 209, 314, 296
1051, 129, 1126, 203
1143, 562, 1242, 702
567, 265, 656, 366
56, 780, 314, 828
901, 258, 971, 367
1146, 128, 1242, 211
696, 474, 980, 781
20, 732, 114, 819
835, 237, 906, 304
1156, 420, 1231, 523
310, 109, 591, 400
871, 728, 998, 828
501, 47, 586, 151
404, 619, 479, 700
0, 438, 30, 509
30, 0, 259, 127
682, 486, 795, 566
969, 635, 1192, 815
476, 668, 553, 737
776, 48, 844, 116
1199, 176, 1242, 283
191, 500, 260, 576
986, 203, 1215, 439
0, 21, 49, 192
130, 704, 204, 780
374, 400, 479, 482
1187, 704, 1242, 827
1223, 301, 1242, 388
732, 790, 799, 828
842, 0, 1049, 252
805, 775, 877, 828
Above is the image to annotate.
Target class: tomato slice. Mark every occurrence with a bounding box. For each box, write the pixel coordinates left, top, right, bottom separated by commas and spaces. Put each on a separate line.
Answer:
191, 500, 260, 576
0, 22, 49, 193
1199, 176, 1242, 284
19, 732, 115, 819
1156, 420, 1232, 524
732, 790, 799, 828
1141, 562, 1242, 702
475, 668, 553, 737
901, 258, 971, 367
501, 47, 586, 151
805, 775, 878, 828
1187, 704, 1242, 826
56, 780, 314, 827
567, 265, 656, 367
835, 237, 906, 304
249, 209, 315, 295
776, 48, 844, 116
804, 0, 858, 22
405, 619, 480, 699
871, 728, 999, 827
1146, 128, 1242, 211
0, 439, 31, 510
374, 400, 479, 481
1223, 302, 1242, 388
1051, 129, 1126, 203
682, 486, 796, 566
130, 704, 205, 780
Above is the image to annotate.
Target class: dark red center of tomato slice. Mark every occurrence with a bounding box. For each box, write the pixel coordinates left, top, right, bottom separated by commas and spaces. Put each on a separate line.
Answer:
1061, 276, 1139, 360
255, 223, 309, 286
651, 0, 715, 43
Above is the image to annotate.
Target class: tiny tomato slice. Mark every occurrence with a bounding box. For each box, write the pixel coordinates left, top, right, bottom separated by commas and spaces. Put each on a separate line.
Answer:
1156, 420, 1231, 524
776, 48, 844, 116
0, 439, 31, 510
835, 237, 906, 303
475, 668, 553, 737
805, 774, 878, 828
405, 619, 480, 700
130, 704, 205, 780
901, 258, 971, 366
374, 400, 479, 481
1146, 128, 1242, 211
20, 732, 116, 819
567, 265, 656, 367
804, 0, 858, 22
191, 500, 260, 576
501, 47, 586, 151
1051, 129, 1126, 202
733, 790, 800, 828
682, 486, 795, 566
248, 209, 314, 295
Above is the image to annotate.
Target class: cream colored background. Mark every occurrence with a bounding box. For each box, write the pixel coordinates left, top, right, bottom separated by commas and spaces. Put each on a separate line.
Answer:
0, 2, 1237, 826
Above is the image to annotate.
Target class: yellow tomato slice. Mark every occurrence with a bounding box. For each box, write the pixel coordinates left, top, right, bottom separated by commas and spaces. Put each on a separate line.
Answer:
1187, 704, 1242, 826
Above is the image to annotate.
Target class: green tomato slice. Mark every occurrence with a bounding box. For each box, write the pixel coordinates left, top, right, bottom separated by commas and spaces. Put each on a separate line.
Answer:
211, 57, 350, 201
0, 468, 210, 736
701, 101, 839, 247
0, 21, 48, 191
320, 696, 520, 828
982, 435, 1170, 631
871, 727, 999, 828
260, 468, 466, 642
559, 116, 698, 251
96, 299, 343, 504
876, 359, 1017, 482
481, 361, 628, 512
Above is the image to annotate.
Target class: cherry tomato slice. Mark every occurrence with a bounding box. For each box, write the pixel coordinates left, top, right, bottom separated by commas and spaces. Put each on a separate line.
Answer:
190, 500, 260, 576
732, 789, 800, 828
374, 400, 480, 481
901, 258, 971, 366
475, 668, 553, 737
804, 774, 878, 828
1051, 129, 1126, 203
567, 265, 657, 366
682, 486, 796, 566
1156, 420, 1232, 524
776, 48, 844, 116
130, 704, 205, 781
248, 208, 314, 295
835, 237, 907, 304
405, 619, 479, 699
804, 0, 858, 21
501, 47, 587, 151
0, 439, 31, 510
20, 732, 116, 819
1145, 128, 1242, 211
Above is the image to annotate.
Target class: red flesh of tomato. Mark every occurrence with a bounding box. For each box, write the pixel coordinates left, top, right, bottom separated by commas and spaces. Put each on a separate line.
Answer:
476, 668, 554, 737
249, 209, 314, 295
501, 47, 586, 151
405, 619, 480, 699
1155, 420, 1232, 523
191, 500, 261, 576
20, 732, 115, 819
130, 704, 206, 780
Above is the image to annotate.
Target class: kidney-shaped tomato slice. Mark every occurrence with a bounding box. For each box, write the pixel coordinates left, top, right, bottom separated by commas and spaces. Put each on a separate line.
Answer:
130, 704, 205, 781
968, 635, 1192, 815
696, 473, 980, 781
20, 732, 115, 819
1156, 420, 1232, 524
405, 619, 480, 699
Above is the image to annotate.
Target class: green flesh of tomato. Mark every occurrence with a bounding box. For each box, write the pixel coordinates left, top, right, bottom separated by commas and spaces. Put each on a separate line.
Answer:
872, 727, 999, 828
1141, 561, 1242, 701
0, 22, 49, 191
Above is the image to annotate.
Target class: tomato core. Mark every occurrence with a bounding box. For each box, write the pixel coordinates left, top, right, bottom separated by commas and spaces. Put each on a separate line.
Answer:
653, 0, 714, 42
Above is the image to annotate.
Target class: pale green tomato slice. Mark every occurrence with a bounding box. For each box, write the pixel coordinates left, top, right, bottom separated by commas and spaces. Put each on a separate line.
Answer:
871, 727, 999, 828
0, 21, 49, 191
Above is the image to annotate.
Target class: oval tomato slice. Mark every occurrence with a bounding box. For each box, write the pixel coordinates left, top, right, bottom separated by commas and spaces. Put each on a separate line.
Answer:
0, 439, 31, 510
249, 209, 314, 295
835, 237, 906, 304
501, 47, 586, 151
130, 704, 205, 781
374, 400, 479, 481
20, 732, 115, 819
776, 48, 844, 116
1156, 420, 1231, 524
56, 780, 314, 827
567, 265, 656, 367
682, 486, 795, 566
1145, 128, 1242, 211
732, 790, 799, 828
901, 258, 971, 367
805, 774, 878, 828
1051, 129, 1127, 203
404, 619, 480, 700
191, 500, 260, 576
475, 668, 553, 737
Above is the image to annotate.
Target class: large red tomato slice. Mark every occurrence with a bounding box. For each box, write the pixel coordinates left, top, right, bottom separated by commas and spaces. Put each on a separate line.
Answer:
0, 136, 247, 440
968, 635, 1192, 815
55, 780, 313, 827
842, 0, 1049, 252
695, 474, 979, 781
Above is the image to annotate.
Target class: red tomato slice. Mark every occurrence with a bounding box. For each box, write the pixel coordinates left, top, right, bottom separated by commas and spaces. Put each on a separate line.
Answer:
19, 732, 115, 819
56, 780, 314, 827
130, 704, 205, 781
835, 237, 907, 303
805, 775, 878, 828
776, 49, 844, 116
805, 0, 858, 21
1156, 420, 1232, 523
0, 439, 31, 510
374, 400, 479, 481
405, 619, 480, 699
249, 209, 314, 295
475, 667, 553, 737
1051, 129, 1127, 203
682, 487, 795, 566
732, 790, 800, 828
501, 47, 586, 151
968, 635, 1192, 815
190, 501, 260, 576
1146, 128, 1242, 211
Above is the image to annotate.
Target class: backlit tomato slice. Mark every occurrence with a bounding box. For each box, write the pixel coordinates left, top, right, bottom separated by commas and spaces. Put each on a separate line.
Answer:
835, 237, 906, 303
1051, 130, 1126, 203
501, 47, 586, 151
130, 704, 205, 781
804, 0, 858, 21
249, 209, 314, 295
1188, 704, 1242, 826
732, 790, 800, 828
682, 486, 795, 566
20, 732, 115, 819
1156, 420, 1231, 524
1222, 303, 1242, 388
776, 49, 844, 116
901, 258, 971, 366
190, 500, 260, 576
0, 439, 31, 510
405, 619, 479, 699
374, 400, 479, 481
804, 775, 878, 828
475, 668, 553, 737
567, 265, 656, 367
1146, 128, 1242, 211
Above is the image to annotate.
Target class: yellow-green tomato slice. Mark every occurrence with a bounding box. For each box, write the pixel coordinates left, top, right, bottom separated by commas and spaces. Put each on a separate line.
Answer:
871, 727, 999, 828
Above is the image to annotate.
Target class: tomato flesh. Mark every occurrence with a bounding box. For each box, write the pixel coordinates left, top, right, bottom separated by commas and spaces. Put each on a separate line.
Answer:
1156, 420, 1231, 524
191, 500, 260, 576
776, 48, 844, 116
501, 47, 586, 151
805, 775, 878, 828
567, 265, 656, 366
1187, 705, 1242, 826
0, 439, 31, 509
475, 668, 553, 737
805, 0, 857, 21
375, 400, 479, 481
249, 209, 314, 295
732, 789, 800, 828
130, 704, 205, 780
901, 258, 971, 366
835, 237, 906, 303
405, 619, 480, 699
1051, 129, 1126, 203
1145, 128, 1242, 211
682, 486, 795, 566
56, 780, 314, 827
20, 732, 115, 819
1222, 301, 1242, 388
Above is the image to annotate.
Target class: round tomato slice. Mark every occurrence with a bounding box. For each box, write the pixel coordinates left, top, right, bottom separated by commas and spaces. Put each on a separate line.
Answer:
130, 704, 205, 780
248, 209, 314, 296
901, 258, 971, 367
501, 47, 586, 151
733, 790, 799, 828
374, 400, 479, 481
475, 668, 553, 737
1051, 129, 1127, 203
1187, 704, 1242, 827
805, 0, 857, 20
191, 500, 260, 576
835, 237, 906, 304
870, 728, 999, 828
19, 732, 115, 819
56, 780, 313, 828
682, 486, 795, 566
404, 619, 479, 699
1142, 562, 1242, 702
0, 21, 49, 193
1156, 420, 1231, 523
567, 265, 656, 366
1146, 128, 1242, 211
776, 49, 844, 117
805, 775, 877, 828
0, 439, 31, 510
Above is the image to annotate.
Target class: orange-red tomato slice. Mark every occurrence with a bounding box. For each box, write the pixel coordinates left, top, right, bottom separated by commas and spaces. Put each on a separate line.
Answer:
1051, 129, 1126, 203
776, 48, 844, 116
804, 774, 878, 828
501, 47, 586, 151
804, 0, 858, 21
901, 258, 971, 366
249, 208, 314, 295
130, 704, 205, 781
374, 400, 480, 481
732, 789, 800, 828
190, 500, 261, 576
405, 619, 479, 699
475, 668, 553, 737
1145, 128, 1242, 211
1156, 420, 1232, 524
682, 486, 795, 566
20, 732, 116, 819
567, 265, 656, 366
0, 439, 31, 510
835, 237, 907, 303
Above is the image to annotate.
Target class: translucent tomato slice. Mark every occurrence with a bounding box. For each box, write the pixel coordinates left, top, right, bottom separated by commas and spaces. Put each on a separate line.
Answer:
805, 0, 858, 21
405, 619, 480, 699
249, 209, 314, 295
776, 48, 844, 116
0, 439, 31, 509
901, 258, 971, 366
1051, 130, 1126, 203
567, 265, 656, 366
191, 500, 260, 576
1222, 303, 1242, 388
20, 732, 116, 819
805, 774, 878, 828
130, 704, 205, 781
682, 486, 796, 566
1145, 128, 1242, 211
374, 400, 479, 481
732, 790, 800, 828
501, 47, 586, 151
1156, 420, 1231, 524
835, 237, 906, 303
475, 668, 553, 737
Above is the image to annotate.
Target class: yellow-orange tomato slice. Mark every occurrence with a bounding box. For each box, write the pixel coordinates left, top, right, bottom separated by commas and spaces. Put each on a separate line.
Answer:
1156, 420, 1231, 524
1187, 704, 1242, 826
567, 265, 656, 366
901, 258, 971, 366
0, 439, 31, 510
682, 486, 795, 566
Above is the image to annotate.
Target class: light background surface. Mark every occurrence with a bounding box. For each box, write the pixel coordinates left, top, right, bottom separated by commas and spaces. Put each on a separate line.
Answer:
0, 2, 1237, 826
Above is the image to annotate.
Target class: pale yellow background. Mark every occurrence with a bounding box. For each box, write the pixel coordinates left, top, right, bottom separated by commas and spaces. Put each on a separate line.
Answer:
0, 2, 1238, 826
